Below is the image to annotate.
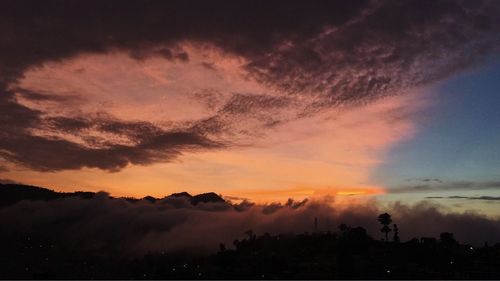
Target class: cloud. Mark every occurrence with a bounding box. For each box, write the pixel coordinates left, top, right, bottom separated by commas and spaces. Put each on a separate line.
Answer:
406, 178, 443, 183
0, 92, 434, 198
0, 178, 20, 184
0, 125, 222, 172
245, 0, 500, 109
0, 100, 222, 172
426, 195, 500, 201
391, 180, 500, 193
0, 0, 499, 171
1, 194, 499, 258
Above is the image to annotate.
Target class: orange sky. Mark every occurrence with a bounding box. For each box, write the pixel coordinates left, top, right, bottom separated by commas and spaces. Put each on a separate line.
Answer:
1, 46, 430, 202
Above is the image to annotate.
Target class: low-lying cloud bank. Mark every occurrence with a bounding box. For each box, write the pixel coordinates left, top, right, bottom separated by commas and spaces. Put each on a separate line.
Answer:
1, 194, 499, 257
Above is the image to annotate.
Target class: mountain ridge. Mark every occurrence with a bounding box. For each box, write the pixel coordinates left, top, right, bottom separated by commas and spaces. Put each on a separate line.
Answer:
0, 183, 226, 208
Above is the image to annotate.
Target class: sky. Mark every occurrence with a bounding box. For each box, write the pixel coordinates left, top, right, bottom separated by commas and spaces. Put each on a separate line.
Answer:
1, 0, 500, 217
373, 56, 500, 216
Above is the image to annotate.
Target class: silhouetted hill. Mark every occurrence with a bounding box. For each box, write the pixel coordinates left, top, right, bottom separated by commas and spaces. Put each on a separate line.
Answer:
190, 192, 225, 205
142, 195, 158, 203
166, 191, 225, 205
168, 191, 193, 198
0, 183, 226, 208
0, 184, 95, 208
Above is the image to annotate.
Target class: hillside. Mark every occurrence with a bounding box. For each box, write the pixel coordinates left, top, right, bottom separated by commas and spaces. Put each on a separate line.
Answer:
0, 183, 226, 208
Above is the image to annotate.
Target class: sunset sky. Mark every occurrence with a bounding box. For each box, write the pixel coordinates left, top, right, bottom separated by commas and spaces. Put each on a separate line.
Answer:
1, 0, 500, 216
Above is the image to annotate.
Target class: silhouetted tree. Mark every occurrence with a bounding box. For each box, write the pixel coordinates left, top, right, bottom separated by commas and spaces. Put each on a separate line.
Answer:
393, 224, 400, 243
219, 243, 226, 252
245, 229, 255, 240
233, 239, 240, 250
440, 232, 458, 247
339, 223, 348, 233
408, 237, 420, 244
377, 213, 392, 241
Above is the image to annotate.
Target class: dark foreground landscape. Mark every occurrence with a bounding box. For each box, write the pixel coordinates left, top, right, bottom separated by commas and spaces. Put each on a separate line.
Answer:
1, 183, 500, 279
2, 226, 500, 279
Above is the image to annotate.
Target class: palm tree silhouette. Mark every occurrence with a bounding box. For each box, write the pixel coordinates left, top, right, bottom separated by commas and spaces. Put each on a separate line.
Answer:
377, 213, 392, 241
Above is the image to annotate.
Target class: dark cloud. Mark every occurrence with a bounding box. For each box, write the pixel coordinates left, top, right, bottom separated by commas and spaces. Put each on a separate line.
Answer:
0, 110, 222, 171
0, 0, 369, 82
0, 179, 20, 184
0, 195, 499, 257
262, 198, 309, 214
13, 88, 84, 104
0, 87, 225, 172
426, 195, 500, 201
130, 46, 190, 62
406, 178, 443, 183
391, 180, 500, 193
223, 195, 250, 202
0, 0, 499, 171
246, 0, 500, 111
0, 129, 221, 172
220, 94, 292, 116
388, 201, 500, 245
200, 62, 216, 70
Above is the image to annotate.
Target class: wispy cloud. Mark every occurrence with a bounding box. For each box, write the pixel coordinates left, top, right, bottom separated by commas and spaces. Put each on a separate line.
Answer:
391, 180, 500, 194
0, 179, 20, 184
406, 178, 443, 183
426, 195, 500, 201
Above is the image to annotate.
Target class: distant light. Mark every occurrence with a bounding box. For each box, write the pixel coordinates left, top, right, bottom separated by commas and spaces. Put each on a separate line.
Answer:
469, 246, 474, 250
450, 261, 454, 265
386, 270, 391, 274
